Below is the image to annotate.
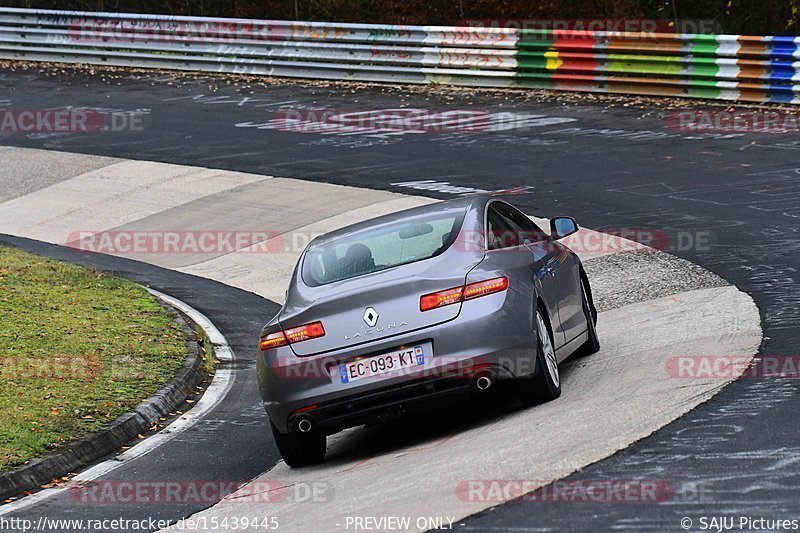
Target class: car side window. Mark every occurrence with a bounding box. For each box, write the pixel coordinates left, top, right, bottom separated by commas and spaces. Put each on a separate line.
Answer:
497, 203, 548, 242
486, 205, 513, 250
488, 203, 547, 250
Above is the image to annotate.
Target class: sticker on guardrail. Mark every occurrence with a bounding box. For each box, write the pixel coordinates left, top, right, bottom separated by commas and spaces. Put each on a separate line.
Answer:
68, 19, 289, 43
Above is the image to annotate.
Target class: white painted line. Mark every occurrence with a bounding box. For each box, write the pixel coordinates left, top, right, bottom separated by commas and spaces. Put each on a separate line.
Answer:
0, 288, 235, 516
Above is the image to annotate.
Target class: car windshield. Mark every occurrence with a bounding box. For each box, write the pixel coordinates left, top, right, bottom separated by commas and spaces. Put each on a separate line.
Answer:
302, 209, 466, 286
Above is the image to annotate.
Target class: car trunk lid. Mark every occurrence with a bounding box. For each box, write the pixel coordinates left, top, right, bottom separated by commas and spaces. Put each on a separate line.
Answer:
281, 261, 472, 357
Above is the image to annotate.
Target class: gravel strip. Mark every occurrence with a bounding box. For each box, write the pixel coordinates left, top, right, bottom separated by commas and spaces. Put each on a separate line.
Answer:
584, 250, 729, 312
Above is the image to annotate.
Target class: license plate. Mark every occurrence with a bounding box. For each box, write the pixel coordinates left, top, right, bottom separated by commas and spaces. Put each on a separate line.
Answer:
338, 345, 426, 384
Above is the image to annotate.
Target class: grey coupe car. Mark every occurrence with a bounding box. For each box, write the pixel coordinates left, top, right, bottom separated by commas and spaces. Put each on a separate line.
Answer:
257, 195, 599, 467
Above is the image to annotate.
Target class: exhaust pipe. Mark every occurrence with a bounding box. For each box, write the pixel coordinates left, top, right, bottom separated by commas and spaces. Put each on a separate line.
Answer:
476, 375, 492, 391
297, 418, 313, 433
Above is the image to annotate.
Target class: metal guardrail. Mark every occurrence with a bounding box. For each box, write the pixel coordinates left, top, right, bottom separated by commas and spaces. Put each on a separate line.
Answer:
0, 7, 798, 103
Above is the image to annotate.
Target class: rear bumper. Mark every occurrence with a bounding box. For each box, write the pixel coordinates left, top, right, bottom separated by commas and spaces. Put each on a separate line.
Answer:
286, 364, 511, 434
258, 289, 537, 433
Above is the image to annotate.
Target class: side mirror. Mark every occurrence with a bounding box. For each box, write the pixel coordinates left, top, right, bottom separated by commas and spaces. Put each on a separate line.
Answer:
550, 216, 579, 240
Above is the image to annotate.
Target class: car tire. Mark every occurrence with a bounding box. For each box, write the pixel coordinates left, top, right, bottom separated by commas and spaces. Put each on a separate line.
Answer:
271, 421, 326, 468
574, 277, 600, 358
518, 308, 561, 406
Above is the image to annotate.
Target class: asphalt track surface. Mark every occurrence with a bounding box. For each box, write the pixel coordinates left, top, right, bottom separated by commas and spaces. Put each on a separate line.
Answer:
0, 145, 761, 531
0, 67, 798, 530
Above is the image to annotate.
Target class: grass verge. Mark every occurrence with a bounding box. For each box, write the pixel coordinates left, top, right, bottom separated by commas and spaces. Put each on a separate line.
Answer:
0, 246, 188, 471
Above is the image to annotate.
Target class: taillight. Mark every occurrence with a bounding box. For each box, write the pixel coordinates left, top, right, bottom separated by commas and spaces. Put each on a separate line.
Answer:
420, 277, 508, 312
464, 277, 509, 300
284, 321, 325, 343
259, 331, 288, 350
259, 321, 325, 350
420, 286, 464, 312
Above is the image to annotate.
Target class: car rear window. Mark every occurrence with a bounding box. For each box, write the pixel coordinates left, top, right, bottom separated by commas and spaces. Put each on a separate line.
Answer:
302, 209, 466, 286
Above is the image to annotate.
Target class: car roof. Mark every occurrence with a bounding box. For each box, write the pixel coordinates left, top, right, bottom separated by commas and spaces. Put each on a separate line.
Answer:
308, 194, 493, 247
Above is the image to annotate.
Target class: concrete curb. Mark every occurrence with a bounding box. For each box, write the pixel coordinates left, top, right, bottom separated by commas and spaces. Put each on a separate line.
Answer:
0, 291, 206, 501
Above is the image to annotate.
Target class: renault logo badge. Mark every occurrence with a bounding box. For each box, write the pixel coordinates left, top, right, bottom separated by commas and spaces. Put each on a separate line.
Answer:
363, 307, 379, 327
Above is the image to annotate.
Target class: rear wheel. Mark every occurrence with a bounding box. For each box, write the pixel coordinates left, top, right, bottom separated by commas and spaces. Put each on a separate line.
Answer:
271, 421, 326, 468
574, 277, 600, 358
518, 308, 561, 406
